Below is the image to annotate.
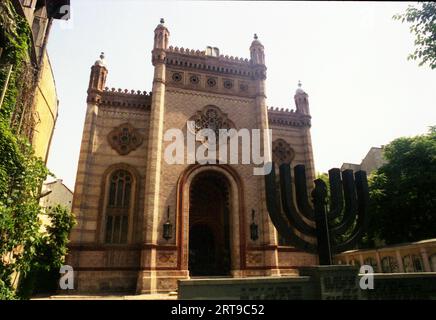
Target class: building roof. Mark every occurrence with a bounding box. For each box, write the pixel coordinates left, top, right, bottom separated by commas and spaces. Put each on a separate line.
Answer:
44, 179, 73, 195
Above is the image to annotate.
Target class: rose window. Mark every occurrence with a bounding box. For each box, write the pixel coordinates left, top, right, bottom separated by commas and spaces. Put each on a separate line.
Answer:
188, 106, 236, 145
108, 123, 143, 155
272, 139, 295, 165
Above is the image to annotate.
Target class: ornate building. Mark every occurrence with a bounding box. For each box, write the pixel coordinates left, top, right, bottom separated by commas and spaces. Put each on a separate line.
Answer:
68, 20, 317, 294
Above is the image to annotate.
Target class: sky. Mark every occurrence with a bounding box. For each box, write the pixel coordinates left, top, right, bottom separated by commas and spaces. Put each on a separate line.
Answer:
46, 1, 436, 190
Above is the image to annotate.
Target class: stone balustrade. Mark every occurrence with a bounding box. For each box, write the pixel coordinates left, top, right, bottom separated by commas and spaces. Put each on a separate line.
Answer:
335, 238, 436, 273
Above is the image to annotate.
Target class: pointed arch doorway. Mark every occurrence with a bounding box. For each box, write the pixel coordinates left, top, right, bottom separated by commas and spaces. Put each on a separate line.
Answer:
188, 171, 231, 276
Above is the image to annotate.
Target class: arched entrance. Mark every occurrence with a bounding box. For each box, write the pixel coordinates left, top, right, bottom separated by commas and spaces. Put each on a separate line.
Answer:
188, 171, 231, 276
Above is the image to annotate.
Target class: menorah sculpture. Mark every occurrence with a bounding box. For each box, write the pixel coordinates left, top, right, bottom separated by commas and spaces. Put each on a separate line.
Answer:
265, 162, 369, 265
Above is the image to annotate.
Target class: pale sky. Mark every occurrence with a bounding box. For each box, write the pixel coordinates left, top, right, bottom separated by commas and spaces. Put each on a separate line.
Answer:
46, 1, 436, 190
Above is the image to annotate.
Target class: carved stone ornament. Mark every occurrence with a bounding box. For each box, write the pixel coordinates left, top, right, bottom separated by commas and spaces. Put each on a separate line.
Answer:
223, 79, 233, 89
108, 123, 143, 155
272, 139, 295, 165
172, 72, 182, 82
187, 105, 236, 145
206, 77, 217, 87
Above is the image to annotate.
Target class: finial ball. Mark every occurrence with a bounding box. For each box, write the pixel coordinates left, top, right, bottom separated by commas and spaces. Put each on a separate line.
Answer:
160, 18, 165, 24
254, 33, 258, 40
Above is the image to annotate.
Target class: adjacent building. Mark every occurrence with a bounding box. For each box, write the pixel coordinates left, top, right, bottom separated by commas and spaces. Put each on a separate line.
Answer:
40, 179, 73, 211
341, 146, 386, 175
38, 179, 73, 234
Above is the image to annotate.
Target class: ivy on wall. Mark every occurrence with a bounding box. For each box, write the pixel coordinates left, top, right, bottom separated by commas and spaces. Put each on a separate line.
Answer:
0, 121, 48, 299
0, 0, 33, 121
0, 1, 75, 300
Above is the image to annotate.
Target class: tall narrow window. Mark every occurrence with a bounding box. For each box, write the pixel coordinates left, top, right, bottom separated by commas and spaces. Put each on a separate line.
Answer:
105, 170, 132, 244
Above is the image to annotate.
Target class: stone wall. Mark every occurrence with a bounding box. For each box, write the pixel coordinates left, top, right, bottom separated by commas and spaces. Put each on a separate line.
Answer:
178, 266, 436, 300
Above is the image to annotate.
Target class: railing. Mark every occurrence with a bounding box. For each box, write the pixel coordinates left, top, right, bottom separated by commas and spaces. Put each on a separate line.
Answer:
335, 238, 436, 273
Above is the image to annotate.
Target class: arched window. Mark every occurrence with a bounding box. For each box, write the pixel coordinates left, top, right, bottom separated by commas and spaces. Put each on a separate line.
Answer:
105, 170, 132, 244
381, 256, 399, 273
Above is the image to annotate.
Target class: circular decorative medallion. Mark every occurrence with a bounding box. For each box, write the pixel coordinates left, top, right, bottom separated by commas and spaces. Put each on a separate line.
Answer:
108, 123, 143, 155
187, 105, 236, 146
223, 80, 233, 89
272, 139, 295, 165
172, 72, 182, 82
206, 78, 217, 87
190, 75, 200, 85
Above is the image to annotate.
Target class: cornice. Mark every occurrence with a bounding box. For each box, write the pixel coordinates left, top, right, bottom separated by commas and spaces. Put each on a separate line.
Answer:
268, 107, 312, 128
87, 87, 152, 110
164, 46, 266, 80
165, 87, 255, 104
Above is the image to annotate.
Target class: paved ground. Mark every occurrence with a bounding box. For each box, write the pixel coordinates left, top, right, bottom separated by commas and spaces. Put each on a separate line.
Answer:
32, 293, 178, 300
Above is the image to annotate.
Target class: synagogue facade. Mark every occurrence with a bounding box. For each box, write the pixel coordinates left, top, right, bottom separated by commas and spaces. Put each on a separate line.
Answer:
67, 20, 317, 293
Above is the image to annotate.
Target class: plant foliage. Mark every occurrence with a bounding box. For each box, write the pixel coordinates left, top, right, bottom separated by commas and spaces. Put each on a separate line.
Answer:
365, 127, 436, 246
394, 2, 436, 69
1, 1, 74, 300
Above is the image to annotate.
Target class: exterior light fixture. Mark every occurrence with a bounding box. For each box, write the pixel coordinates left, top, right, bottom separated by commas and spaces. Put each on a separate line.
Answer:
163, 205, 173, 241
250, 209, 259, 241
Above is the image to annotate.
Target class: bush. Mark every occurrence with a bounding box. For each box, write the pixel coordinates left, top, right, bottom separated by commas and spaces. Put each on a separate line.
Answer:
17, 205, 76, 298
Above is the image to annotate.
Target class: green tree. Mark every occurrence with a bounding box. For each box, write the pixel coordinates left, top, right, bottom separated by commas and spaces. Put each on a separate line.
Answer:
0, 124, 49, 300
394, 2, 436, 69
17, 205, 76, 298
365, 127, 436, 245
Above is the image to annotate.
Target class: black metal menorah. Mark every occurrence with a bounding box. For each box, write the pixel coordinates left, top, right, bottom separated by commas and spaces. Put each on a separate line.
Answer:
265, 162, 369, 265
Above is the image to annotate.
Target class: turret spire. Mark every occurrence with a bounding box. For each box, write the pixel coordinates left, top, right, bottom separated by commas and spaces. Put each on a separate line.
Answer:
94, 51, 106, 67
88, 52, 108, 98
154, 18, 170, 50
250, 33, 265, 65
294, 81, 310, 115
